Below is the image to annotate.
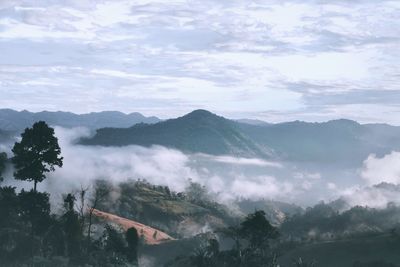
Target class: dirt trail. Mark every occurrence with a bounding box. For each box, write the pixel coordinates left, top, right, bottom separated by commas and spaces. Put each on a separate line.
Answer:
92, 209, 176, 245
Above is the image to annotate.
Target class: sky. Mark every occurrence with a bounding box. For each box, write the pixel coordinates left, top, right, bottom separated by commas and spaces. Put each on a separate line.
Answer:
0, 0, 399, 124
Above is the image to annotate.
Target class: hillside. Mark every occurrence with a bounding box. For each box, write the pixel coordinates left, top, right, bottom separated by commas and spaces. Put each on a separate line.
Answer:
0, 129, 13, 143
238, 119, 400, 164
0, 109, 160, 131
92, 209, 175, 245
278, 234, 400, 267
82, 110, 268, 157
93, 179, 239, 238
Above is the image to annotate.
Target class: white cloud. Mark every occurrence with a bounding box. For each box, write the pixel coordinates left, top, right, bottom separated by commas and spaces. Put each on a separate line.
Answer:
230, 175, 294, 201
361, 152, 400, 185
2, 127, 298, 204
340, 184, 400, 209
199, 154, 282, 168
0, 0, 399, 123
327, 182, 337, 190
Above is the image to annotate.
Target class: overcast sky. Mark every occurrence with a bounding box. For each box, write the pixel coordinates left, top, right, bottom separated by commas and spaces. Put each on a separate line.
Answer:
0, 0, 399, 123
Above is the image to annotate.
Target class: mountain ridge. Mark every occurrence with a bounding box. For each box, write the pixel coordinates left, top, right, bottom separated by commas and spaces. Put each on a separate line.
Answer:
81, 109, 400, 164
0, 109, 161, 131
81, 109, 269, 157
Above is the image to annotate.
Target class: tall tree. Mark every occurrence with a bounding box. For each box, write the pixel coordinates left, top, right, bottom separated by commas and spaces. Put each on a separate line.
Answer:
62, 193, 82, 259
239, 210, 279, 249
126, 227, 139, 265
12, 121, 63, 191
0, 152, 7, 182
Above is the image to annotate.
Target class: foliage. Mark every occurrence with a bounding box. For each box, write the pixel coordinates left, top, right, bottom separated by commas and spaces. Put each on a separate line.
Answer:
239, 210, 279, 249
353, 260, 399, 267
281, 202, 400, 241
19, 189, 52, 234
126, 227, 139, 263
168, 210, 280, 267
293, 257, 317, 267
93, 179, 236, 238
0, 152, 7, 182
12, 121, 63, 191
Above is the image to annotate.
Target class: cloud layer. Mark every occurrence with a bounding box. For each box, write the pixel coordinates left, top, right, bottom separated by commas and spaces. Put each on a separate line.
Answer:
13, 127, 323, 205
0, 0, 399, 123
3, 127, 400, 209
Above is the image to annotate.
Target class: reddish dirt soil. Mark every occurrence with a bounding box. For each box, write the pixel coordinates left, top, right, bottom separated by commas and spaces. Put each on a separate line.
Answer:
92, 209, 176, 245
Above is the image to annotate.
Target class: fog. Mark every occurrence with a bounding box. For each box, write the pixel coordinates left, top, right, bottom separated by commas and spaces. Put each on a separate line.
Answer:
337, 152, 400, 209
361, 152, 400, 185
2, 126, 400, 209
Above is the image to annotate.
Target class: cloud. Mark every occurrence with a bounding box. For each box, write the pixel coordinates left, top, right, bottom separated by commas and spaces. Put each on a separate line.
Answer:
230, 175, 294, 200
4, 126, 393, 208
198, 154, 282, 168
0, 127, 311, 205
44, 127, 197, 196
320, 151, 400, 209
361, 151, 400, 185
0, 0, 399, 122
340, 183, 400, 209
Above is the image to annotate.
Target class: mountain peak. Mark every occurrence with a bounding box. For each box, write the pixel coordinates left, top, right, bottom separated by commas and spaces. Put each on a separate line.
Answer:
185, 109, 215, 116
182, 109, 222, 121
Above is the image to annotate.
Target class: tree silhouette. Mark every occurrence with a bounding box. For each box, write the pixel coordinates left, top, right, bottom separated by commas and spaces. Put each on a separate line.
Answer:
62, 193, 82, 259
0, 152, 7, 182
239, 210, 279, 249
12, 121, 63, 191
19, 189, 52, 234
126, 227, 139, 265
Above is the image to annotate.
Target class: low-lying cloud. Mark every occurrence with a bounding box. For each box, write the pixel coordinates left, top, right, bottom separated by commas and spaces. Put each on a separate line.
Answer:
361, 151, 400, 185
199, 154, 283, 168
5, 127, 400, 209
340, 183, 400, 209
45, 127, 197, 197
35, 127, 303, 204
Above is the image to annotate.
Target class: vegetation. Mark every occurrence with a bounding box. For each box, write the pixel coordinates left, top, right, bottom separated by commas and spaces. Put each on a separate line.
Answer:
81, 109, 265, 157
166, 210, 280, 267
0, 122, 139, 266
93, 179, 237, 238
281, 202, 400, 241
82, 109, 400, 165
12, 121, 63, 191
0, 151, 7, 182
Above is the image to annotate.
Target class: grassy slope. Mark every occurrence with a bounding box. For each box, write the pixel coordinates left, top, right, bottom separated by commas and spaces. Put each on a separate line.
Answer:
95, 180, 237, 238
92, 209, 176, 245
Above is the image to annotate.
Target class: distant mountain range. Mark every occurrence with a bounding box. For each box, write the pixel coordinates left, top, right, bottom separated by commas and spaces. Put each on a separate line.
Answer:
0, 109, 161, 131
2, 108, 400, 165
81, 109, 400, 165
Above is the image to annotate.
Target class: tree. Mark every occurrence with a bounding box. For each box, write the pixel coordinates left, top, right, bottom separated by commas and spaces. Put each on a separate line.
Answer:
0, 152, 7, 182
239, 210, 279, 249
0, 186, 18, 228
126, 227, 139, 265
62, 193, 82, 260
19, 189, 52, 234
12, 121, 63, 191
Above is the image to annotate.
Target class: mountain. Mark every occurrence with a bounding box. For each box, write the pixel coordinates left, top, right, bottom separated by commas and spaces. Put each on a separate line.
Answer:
238, 119, 400, 164
0, 129, 13, 143
236, 118, 270, 126
82, 110, 400, 165
81, 109, 269, 157
0, 109, 161, 131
